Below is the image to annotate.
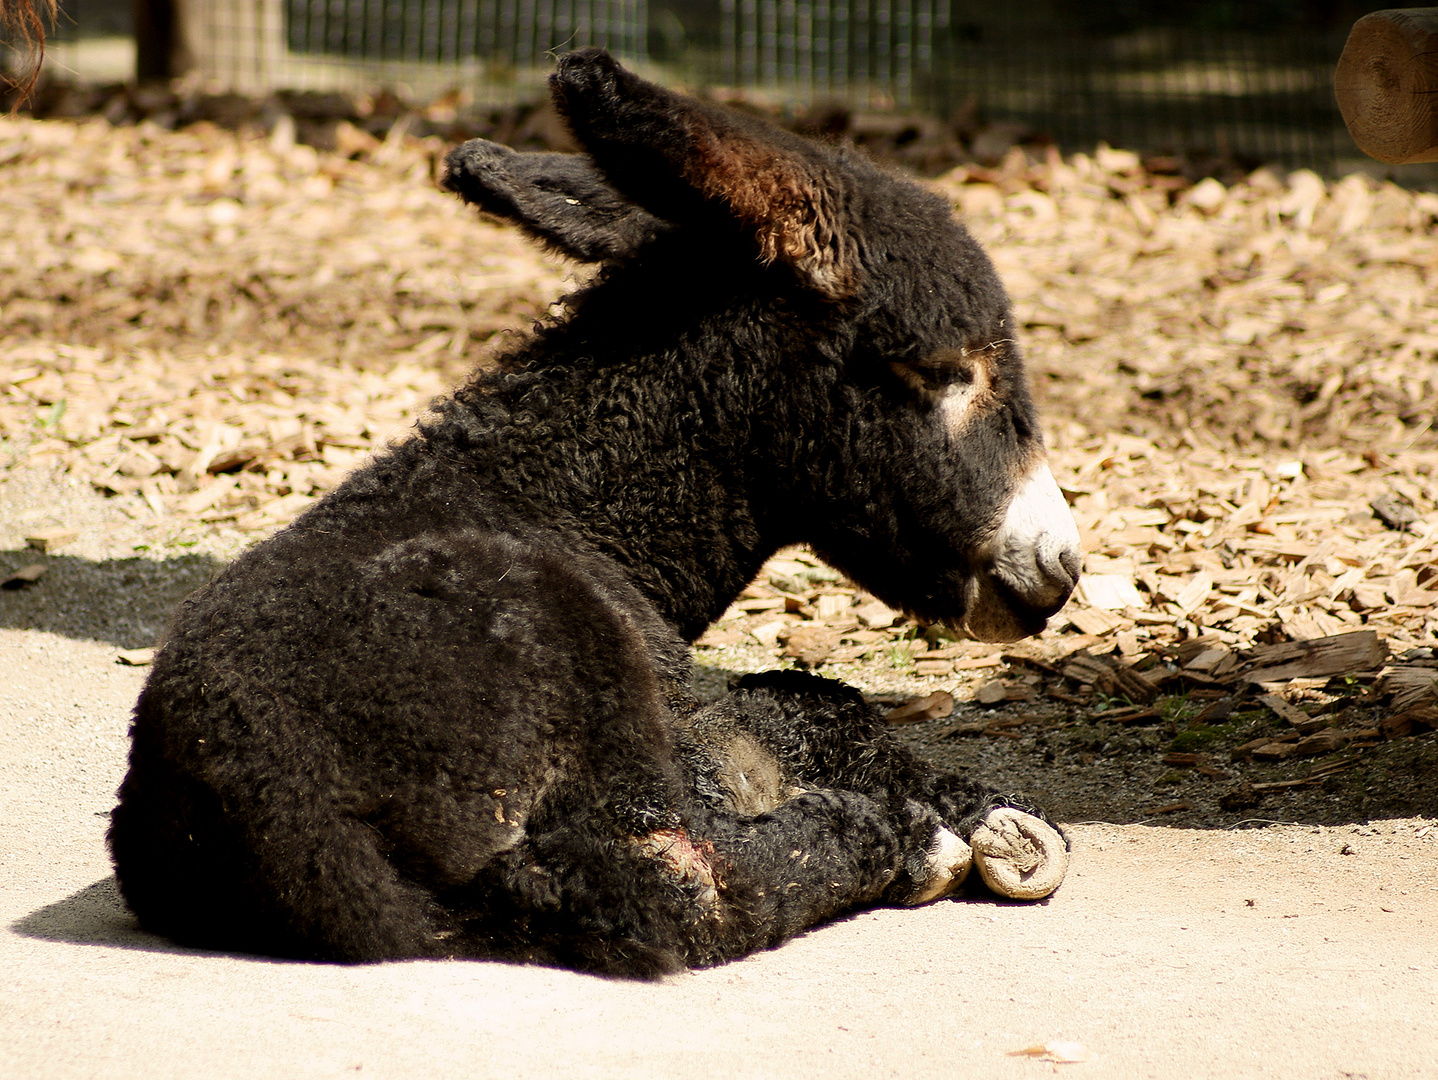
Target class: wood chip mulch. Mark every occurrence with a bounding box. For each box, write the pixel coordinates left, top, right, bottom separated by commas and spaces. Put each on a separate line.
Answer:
1, 115, 1434, 820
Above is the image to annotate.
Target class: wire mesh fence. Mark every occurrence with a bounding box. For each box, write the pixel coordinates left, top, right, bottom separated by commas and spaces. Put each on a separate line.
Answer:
922, 19, 1351, 172
192, 0, 646, 99
699, 3, 1358, 170
16, 1, 1405, 171
715, 0, 947, 108
284, 0, 649, 70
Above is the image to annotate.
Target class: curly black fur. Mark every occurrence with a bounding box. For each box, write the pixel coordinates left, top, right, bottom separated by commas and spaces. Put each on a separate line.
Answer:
109, 50, 1071, 976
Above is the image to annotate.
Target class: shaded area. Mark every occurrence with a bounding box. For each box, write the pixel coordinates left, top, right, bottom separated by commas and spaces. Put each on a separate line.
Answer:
893, 696, 1438, 828
11, 878, 310, 968
9, 877, 172, 953
699, 646, 1438, 829
0, 549, 221, 649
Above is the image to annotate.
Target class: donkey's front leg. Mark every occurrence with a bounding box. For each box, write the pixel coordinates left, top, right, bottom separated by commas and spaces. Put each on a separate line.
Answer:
449, 788, 962, 975
695, 790, 972, 960
690, 670, 1069, 901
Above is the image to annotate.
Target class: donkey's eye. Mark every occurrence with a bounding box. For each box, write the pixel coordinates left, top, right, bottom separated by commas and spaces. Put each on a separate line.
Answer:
920, 363, 974, 388
912, 365, 971, 391
890, 351, 977, 395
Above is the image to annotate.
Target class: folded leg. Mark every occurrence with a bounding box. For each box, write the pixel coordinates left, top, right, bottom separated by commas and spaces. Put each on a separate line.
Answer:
684, 670, 1068, 901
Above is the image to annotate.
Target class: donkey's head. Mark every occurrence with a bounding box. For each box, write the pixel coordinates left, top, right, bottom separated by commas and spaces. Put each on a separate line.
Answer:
443, 50, 1080, 641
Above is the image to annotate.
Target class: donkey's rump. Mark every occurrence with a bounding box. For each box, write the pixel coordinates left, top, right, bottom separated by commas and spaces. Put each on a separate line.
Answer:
113, 524, 690, 962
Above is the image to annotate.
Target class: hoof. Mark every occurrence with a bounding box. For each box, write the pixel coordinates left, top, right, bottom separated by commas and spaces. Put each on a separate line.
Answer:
906, 827, 973, 905
970, 808, 1068, 900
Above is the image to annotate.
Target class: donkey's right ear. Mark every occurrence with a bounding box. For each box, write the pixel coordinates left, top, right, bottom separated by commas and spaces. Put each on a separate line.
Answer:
442, 139, 667, 262
550, 49, 858, 299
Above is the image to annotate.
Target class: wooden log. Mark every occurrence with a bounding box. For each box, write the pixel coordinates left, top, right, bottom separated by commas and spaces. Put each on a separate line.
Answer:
1335, 8, 1438, 164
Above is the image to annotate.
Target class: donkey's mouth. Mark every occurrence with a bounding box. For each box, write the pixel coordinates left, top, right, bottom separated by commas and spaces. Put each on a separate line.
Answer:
955, 461, 1082, 642
956, 567, 1075, 642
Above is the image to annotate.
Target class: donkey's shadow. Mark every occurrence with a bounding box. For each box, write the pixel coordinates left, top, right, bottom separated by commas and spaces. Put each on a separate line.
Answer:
13, 878, 188, 954
12, 879, 314, 965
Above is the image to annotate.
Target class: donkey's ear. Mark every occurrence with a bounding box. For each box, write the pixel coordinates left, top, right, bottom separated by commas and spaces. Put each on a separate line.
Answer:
442, 139, 667, 262
550, 49, 857, 298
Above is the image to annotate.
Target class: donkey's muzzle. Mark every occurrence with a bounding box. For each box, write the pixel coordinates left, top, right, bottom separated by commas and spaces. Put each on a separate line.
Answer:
962, 460, 1082, 641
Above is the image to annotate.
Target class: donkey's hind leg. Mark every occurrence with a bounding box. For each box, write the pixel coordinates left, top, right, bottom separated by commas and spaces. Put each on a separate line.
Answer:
689, 670, 1068, 901
110, 720, 452, 962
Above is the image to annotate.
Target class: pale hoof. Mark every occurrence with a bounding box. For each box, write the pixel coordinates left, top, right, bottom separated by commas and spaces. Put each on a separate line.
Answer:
907, 827, 973, 905
969, 808, 1068, 900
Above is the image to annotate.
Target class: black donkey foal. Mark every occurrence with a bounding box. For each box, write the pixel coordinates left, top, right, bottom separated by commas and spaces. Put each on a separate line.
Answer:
109, 50, 1083, 977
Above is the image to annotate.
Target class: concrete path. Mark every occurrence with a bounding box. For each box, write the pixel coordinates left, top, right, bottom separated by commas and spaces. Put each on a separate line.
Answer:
3, 627, 1435, 1080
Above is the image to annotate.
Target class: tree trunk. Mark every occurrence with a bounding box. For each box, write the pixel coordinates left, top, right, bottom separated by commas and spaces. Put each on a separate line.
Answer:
132, 0, 196, 82
1334, 7, 1438, 165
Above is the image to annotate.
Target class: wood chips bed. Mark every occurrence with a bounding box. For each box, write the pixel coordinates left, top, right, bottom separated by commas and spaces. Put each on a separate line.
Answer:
2, 114, 1434, 825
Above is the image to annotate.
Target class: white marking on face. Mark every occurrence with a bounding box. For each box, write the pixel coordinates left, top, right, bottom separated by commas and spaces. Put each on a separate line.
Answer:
988, 460, 1082, 610
936, 356, 992, 435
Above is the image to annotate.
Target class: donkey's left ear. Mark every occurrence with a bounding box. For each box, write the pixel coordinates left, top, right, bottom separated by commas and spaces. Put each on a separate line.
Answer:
550, 49, 858, 299
442, 139, 666, 262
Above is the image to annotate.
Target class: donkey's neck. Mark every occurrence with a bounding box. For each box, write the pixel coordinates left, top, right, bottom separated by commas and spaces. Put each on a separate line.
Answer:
425, 322, 798, 640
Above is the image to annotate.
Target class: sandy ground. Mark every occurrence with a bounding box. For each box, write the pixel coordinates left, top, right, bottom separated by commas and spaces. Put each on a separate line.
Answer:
3, 584, 1436, 1079
3, 114, 1438, 1078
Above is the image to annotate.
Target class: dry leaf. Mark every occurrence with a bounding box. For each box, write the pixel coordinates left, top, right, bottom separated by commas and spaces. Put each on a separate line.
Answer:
782, 625, 838, 667
885, 691, 956, 725
749, 619, 790, 649
974, 680, 1009, 705
1294, 728, 1350, 755
912, 659, 954, 677
24, 527, 77, 552
1009, 1040, 1094, 1064
2, 563, 47, 589
853, 600, 903, 628
1251, 742, 1300, 761
1074, 574, 1146, 611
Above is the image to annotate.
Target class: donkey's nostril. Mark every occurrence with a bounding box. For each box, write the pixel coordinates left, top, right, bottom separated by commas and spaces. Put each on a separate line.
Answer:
1058, 547, 1082, 587
1031, 544, 1080, 609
